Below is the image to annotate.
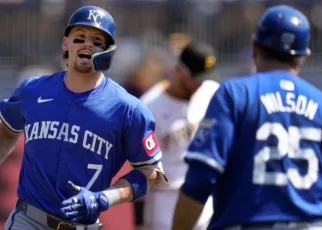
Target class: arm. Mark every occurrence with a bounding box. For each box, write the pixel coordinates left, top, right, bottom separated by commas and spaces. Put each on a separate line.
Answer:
107, 101, 167, 220
0, 79, 31, 164
107, 168, 158, 204
60, 102, 167, 224
172, 192, 204, 230
172, 162, 218, 230
134, 197, 147, 230
0, 122, 21, 165
60, 163, 164, 224
117, 167, 163, 230
172, 83, 237, 229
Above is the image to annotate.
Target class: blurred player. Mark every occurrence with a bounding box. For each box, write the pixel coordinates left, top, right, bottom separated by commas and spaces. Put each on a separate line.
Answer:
0, 6, 167, 230
137, 41, 219, 230
172, 5, 322, 230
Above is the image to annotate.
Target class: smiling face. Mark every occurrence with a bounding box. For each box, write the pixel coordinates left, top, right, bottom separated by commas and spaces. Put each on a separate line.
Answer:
62, 25, 108, 74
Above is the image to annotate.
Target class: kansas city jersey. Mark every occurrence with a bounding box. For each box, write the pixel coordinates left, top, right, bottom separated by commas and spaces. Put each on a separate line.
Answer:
185, 70, 322, 229
0, 71, 162, 216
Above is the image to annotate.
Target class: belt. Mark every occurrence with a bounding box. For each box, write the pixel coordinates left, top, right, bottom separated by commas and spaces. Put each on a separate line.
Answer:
15, 198, 103, 230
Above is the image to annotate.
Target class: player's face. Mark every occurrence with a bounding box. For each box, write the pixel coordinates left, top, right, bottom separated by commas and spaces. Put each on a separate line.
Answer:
62, 26, 107, 74
177, 65, 201, 97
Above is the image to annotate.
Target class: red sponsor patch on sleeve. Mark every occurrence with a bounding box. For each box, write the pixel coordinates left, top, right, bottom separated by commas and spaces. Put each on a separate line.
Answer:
142, 131, 160, 156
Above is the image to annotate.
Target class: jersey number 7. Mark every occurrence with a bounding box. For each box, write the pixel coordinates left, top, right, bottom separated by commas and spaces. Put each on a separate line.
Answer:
253, 122, 321, 190
86, 164, 103, 189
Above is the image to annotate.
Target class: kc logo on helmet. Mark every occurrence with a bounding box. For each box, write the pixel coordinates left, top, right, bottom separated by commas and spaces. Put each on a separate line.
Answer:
142, 132, 160, 156
87, 10, 103, 25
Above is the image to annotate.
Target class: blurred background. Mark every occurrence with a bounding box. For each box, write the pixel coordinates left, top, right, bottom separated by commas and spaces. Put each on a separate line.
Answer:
1, 0, 322, 229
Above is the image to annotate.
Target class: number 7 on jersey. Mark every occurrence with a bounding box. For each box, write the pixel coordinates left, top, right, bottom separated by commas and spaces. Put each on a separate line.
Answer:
86, 164, 103, 190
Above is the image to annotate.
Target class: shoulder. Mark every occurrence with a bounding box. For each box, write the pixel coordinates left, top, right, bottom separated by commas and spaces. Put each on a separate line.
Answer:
140, 80, 169, 105
105, 78, 139, 105
13, 72, 63, 99
19, 71, 64, 90
108, 79, 155, 124
105, 77, 151, 114
192, 80, 220, 100
208, 74, 261, 114
216, 74, 255, 98
222, 73, 257, 87
200, 79, 220, 89
296, 76, 322, 94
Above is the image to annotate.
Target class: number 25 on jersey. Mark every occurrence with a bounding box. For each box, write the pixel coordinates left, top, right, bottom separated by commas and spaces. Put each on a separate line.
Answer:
253, 122, 321, 190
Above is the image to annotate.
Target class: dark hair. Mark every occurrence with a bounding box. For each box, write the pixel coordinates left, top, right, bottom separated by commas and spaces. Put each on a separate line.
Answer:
62, 51, 68, 67
63, 51, 68, 60
257, 43, 305, 68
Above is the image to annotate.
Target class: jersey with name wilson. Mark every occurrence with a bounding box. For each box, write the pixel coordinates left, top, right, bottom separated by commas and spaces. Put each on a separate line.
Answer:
186, 70, 322, 228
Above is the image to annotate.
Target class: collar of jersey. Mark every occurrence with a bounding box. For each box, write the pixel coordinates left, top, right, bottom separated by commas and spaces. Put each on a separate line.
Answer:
59, 71, 108, 101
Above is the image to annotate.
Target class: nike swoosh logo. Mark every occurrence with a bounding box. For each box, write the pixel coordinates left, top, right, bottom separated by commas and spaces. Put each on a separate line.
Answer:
37, 97, 53, 103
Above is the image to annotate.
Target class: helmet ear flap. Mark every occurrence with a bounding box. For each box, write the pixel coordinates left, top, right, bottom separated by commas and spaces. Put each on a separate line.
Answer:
91, 45, 117, 71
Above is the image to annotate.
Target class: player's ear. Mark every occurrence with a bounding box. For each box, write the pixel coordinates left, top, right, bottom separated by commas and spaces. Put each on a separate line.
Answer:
251, 40, 258, 59
305, 48, 311, 57
62, 37, 68, 53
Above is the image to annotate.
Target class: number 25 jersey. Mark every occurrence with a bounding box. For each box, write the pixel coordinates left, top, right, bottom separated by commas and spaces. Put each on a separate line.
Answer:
186, 70, 322, 228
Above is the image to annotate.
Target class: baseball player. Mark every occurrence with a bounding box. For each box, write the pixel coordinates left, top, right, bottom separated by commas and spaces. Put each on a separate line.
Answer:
172, 5, 322, 230
136, 41, 219, 230
0, 5, 167, 230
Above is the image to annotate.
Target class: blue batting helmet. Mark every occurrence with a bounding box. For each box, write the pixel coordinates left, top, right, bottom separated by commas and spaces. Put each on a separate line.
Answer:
64, 6, 117, 71
65, 6, 115, 45
253, 5, 310, 55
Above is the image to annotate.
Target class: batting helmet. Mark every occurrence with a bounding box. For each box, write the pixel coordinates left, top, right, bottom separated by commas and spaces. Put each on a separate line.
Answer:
253, 5, 310, 55
65, 6, 117, 71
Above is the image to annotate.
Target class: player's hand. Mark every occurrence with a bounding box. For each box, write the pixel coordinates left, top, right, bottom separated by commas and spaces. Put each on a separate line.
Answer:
60, 181, 109, 224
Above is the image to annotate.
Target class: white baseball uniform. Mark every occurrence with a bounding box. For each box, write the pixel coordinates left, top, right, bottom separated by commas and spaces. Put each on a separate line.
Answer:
140, 79, 219, 230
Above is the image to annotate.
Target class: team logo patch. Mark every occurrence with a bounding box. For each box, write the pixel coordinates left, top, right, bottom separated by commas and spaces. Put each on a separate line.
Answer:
142, 132, 160, 156
87, 10, 103, 25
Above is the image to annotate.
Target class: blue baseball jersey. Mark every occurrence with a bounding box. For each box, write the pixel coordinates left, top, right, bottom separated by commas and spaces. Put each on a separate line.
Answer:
0, 71, 162, 217
185, 70, 322, 229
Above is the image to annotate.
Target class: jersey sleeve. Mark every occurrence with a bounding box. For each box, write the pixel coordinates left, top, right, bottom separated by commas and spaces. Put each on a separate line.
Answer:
185, 82, 236, 175
124, 101, 162, 167
0, 79, 30, 132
